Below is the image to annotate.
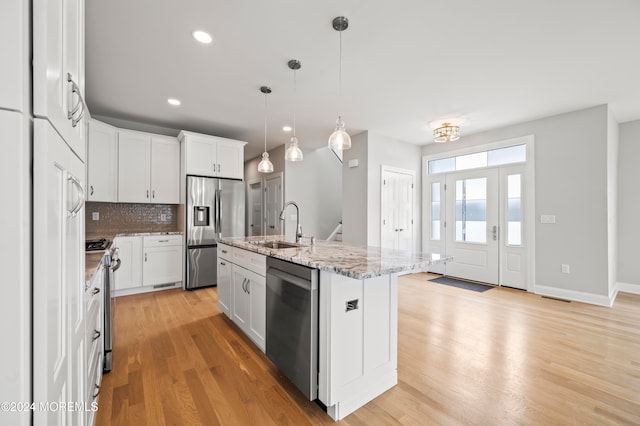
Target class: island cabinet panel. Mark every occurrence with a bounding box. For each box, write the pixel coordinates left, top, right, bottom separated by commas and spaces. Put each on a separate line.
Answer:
217, 244, 234, 317
319, 271, 399, 421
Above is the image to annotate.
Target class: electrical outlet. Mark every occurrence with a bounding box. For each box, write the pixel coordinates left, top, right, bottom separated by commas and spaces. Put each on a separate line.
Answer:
92, 212, 99, 221
541, 215, 556, 224
561, 264, 570, 274
160, 213, 167, 221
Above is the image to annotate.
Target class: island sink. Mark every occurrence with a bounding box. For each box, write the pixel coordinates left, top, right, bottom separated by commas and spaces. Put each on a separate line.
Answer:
249, 240, 304, 249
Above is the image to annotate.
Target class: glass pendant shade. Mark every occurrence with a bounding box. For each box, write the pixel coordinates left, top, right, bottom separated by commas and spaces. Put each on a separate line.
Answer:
258, 151, 274, 173
328, 115, 351, 150
285, 136, 303, 162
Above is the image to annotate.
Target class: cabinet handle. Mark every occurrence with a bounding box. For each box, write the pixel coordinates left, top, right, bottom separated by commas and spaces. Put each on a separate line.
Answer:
246, 280, 250, 294
67, 174, 85, 217
90, 185, 94, 196
145, 253, 147, 262
67, 73, 86, 127
146, 190, 149, 199
158, 240, 169, 243
92, 287, 100, 295
93, 384, 101, 399
218, 164, 221, 173
220, 261, 226, 266
221, 249, 227, 254
152, 190, 155, 199
92, 330, 101, 341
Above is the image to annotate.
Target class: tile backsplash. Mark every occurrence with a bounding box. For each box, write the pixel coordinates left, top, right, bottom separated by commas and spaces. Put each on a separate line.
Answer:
85, 202, 183, 238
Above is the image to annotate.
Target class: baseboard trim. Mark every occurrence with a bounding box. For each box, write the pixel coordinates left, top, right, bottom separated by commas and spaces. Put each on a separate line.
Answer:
535, 285, 614, 307
618, 281, 640, 295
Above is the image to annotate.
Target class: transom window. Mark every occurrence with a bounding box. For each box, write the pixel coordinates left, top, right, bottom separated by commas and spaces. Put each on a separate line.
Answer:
428, 144, 526, 175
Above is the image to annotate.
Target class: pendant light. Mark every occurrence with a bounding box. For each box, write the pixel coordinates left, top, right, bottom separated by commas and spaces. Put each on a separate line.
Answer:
258, 86, 274, 173
328, 16, 351, 151
285, 59, 304, 162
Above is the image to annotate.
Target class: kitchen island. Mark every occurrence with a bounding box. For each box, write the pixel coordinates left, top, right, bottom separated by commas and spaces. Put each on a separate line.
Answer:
220, 236, 451, 421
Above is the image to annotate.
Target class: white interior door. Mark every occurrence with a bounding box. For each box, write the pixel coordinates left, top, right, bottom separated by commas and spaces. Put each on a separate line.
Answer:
445, 168, 499, 284
247, 180, 263, 236
381, 167, 414, 251
264, 174, 282, 235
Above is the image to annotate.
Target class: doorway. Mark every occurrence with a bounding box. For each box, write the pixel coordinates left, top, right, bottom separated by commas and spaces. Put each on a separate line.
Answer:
424, 138, 533, 290
264, 173, 283, 235
381, 166, 414, 251
247, 179, 263, 236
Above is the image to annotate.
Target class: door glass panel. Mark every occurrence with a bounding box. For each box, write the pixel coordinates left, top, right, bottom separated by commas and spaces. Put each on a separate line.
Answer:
488, 144, 526, 166
431, 182, 440, 240
507, 174, 522, 245
455, 178, 487, 243
429, 157, 455, 174
456, 152, 487, 171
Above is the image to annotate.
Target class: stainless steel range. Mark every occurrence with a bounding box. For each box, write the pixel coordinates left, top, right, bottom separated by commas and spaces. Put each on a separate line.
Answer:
102, 244, 120, 372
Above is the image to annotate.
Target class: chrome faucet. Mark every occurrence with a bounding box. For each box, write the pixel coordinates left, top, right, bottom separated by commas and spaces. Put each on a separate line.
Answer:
279, 201, 303, 243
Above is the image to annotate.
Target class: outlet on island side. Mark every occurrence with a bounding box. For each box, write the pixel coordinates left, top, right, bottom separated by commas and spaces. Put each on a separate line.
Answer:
561, 264, 570, 274
92, 212, 99, 221
160, 213, 167, 221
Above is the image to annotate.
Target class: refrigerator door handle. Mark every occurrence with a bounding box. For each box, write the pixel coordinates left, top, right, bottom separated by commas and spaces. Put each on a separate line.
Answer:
217, 188, 222, 234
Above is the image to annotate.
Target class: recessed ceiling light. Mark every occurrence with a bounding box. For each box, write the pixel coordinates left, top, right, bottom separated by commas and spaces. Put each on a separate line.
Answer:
192, 30, 213, 44
167, 98, 181, 106
282, 126, 292, 132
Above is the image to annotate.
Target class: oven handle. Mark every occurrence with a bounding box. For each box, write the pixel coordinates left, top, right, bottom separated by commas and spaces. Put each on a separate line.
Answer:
267, 267, 312, 291
110, 258, 122, 272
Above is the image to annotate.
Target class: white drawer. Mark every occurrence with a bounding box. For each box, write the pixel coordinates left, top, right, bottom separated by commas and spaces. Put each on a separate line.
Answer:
143, 235, 183, 247
218, 244, 233, 261
232, 247, 266, 276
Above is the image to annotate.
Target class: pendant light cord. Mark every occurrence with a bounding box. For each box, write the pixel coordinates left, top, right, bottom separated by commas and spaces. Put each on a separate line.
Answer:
338, 29, 343, 114
293, 69, 297, 138
264, 93, 267, 151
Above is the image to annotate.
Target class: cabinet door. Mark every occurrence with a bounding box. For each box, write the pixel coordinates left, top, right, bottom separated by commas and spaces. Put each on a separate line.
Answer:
232, 266, 250, 332
247, 270, 266, 351
143, 244, 183, 286
185, 135, 216, 176
33, 0, 86, 160
113, 236, 143, 290
33, 118, 86, 425
216, 139, 244, 179
118, 130, 151, 202
87, 120, 118, 202
0, 0, 28, 112
217, 258, 232, 317
151, 136, 180, 204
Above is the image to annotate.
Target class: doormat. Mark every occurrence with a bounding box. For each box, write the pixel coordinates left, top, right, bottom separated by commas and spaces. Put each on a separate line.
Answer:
429, 276, 494, 292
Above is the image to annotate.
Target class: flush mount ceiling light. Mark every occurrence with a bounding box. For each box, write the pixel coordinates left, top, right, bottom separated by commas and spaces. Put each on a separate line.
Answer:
285, 59, 304, 162
167, 98, 181, 106
433, 122, 461, 143
192, 30, 213, 44
258, 86, 274, 173
327, 16, 351, 151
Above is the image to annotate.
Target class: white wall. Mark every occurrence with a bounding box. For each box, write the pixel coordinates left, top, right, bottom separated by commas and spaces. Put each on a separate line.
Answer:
423, 105, 613, 303
284, 147, 342, 240
342, 131, 369, 246
617, 120, 640, 293
341, 131, 422, 251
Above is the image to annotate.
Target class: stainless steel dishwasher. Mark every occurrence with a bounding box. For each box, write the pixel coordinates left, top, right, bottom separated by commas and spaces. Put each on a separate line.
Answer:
266, 257, 319, 400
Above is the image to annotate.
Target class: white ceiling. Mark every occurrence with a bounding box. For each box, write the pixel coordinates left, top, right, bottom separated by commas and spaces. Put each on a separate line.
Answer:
85, 0, 640, 160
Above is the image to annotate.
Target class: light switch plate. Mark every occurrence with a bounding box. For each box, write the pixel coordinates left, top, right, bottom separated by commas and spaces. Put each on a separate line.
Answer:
348, 159, 359, 168
92, 212, 99, 221
541, 214, 556, 224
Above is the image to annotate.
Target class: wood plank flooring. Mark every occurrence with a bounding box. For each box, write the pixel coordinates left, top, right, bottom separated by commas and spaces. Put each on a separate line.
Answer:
95, 274, 640, 425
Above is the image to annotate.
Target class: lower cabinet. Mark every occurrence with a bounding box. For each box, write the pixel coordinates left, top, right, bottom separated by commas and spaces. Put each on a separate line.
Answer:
113, 234, 183, 295
85, 262, 104, 425
217, 244, 266, 352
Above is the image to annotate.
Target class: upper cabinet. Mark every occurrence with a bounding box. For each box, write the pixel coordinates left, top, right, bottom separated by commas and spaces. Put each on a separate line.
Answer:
0, 0, 29, 112
179, 131, 246, 180
33, 0, 87, 161
118, 130, 180, 204
87, 120, 118, 202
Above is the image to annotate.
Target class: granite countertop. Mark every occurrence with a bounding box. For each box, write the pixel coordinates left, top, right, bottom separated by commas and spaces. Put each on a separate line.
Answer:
220, 235, 452, 280
84, 231, 183, 285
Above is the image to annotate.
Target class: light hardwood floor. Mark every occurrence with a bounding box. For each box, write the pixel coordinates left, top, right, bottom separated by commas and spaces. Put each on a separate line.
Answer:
95, 274, 640, 425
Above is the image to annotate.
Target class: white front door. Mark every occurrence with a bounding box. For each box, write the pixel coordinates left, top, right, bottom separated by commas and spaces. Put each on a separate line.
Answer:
381, 167, 414, 251
445, 168, 500, 284
264, 174, 283, 235
247, 180, 263, 236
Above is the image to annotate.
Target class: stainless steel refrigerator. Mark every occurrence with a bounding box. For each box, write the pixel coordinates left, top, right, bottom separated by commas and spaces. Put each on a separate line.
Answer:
186, 175, 245, 289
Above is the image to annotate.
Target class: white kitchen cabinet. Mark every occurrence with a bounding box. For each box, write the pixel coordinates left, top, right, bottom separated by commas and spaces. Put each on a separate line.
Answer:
218, 244, 233, 317
150, 135, 180, 203
179, 130, 246, 179
143, 235, 183, 286
217, 245, 266, 352
33, 118, 86, 425
85, 257, 104, 423
87, 119, 118, 202
33, 0, 86, 160
113, 236, 143, 290
118, 130, 180, 204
